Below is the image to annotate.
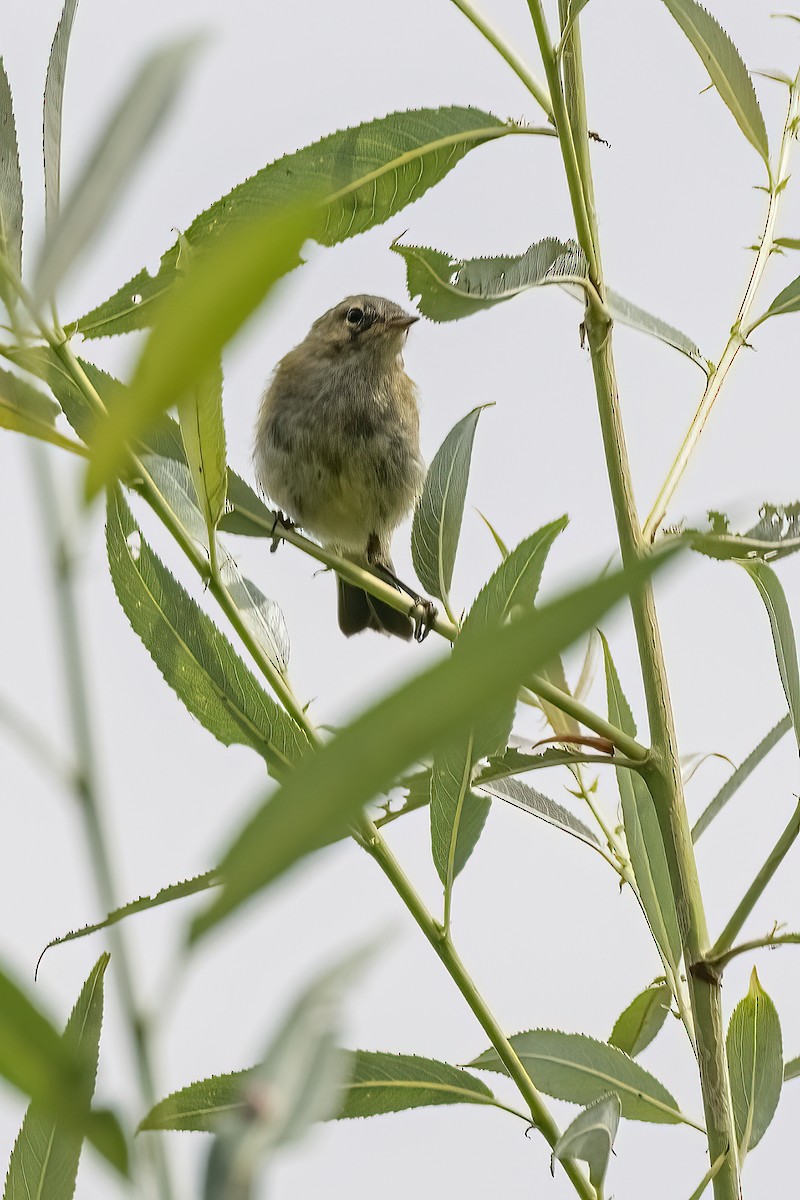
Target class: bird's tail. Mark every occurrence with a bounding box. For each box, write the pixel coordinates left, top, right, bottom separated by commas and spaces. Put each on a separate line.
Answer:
337, 575, 413, 640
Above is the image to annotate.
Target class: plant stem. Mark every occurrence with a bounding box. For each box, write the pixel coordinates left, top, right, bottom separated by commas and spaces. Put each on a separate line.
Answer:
526, 5, 741, 1195
29, 446, 174, 1200
357, 816, 596, 1200
449, 0, 554, 120
702, 931, 800, 975
643, 81, 800, 542
708, 797, 800, 961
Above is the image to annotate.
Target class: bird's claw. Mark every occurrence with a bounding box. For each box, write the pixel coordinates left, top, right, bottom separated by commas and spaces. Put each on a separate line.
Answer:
411, 598, 437, 643
270, 510, 294, 553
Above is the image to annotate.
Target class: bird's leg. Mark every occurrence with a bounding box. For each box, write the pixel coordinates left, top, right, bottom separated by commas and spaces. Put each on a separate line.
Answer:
369, 560, 437, 643
269, 510, 295, 554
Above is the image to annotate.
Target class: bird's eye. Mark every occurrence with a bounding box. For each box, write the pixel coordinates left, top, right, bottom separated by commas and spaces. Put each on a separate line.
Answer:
346, 306, 364, 325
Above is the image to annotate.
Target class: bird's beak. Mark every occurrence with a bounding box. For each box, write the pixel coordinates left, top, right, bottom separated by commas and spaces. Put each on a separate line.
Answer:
385, 313, 419, 329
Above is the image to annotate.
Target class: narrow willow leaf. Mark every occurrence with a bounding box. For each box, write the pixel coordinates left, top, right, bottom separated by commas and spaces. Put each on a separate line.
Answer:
601, 635, 682, 973
757, 273, 800, 322
609, 984, 672, 1057
191, 553, 671, 939
475, 509, 509, 559
552, 1093, 621, 1191
784, 1055, 800, 1081
739, 561, 800, 751
218, 556, 290, 678
394, 239, 707, 369
539, 652, 581, 738
692, 714, 791, 841
478, 745, 609, 779
0, 58, 23, 290
106, 488, 309, 775
43, 0, 80, 230
39, 873, 218, 970
0, 366, 86, 456
469, 1029, 690, 1124
4, 954, 109, 1200
36, 38, 200, 299
558, 0, 594, 49
71, 108, 528, 339
726, 969, 783, 1154
774, 237, 800, 250
86, 204, 316, 498
686, 1151, 728, 1200
477, 776, 601, 854
178, 360, 228, 540
142, 1051, 496, 1132
411, 406, 487, 605
687, 503, 800, 561
430, 519, 568, 890
659, 0, 769, 164
681, 750, 734, 787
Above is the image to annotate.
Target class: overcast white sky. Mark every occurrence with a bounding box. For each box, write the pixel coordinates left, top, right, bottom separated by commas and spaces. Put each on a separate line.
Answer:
1, 2, 800, 1197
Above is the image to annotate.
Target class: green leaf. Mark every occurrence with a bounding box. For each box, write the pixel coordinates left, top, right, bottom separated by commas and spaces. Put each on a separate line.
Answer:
36, 38, 200, 299
106, 488, 309, 776
85, 204, 316, 498
178, 360, 228, 541
756, 273, 800, 322
659, 0, 769, 164
738, 561, 800, 752
71, 107, 527, 340
411, 406, 487, 606
430, 519, 568, 890
4, 954, 113, 1199
43, 0, 80, 231
0, 366, 87, 457
774, 238, 800, 250
726, 968, 783, 1154
477, 776, 602, 854
191, 551, 672, 940
692, 714, 791, 841
469, 1029, 691, 1124
552, 1093, 621, 1192
686, 503, 800, 561
478, 745, 612, 780
38, 873, 218, 970
784, 1055, 800, 1081
0, 57, 23, 284
601, 635, 682, 973
558, 0, 595, 50
609, 984, 672, 1057
394, 239, 707, 369
141, 1052, 497, 1132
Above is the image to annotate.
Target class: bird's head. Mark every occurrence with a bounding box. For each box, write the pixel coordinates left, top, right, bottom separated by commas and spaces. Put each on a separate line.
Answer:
308, 295, 419, 361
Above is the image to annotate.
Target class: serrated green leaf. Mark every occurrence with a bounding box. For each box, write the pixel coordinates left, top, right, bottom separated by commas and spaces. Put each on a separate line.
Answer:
141, 1051, 497, 1132
478, 745, 610, 779
411, 406, 486, 606
191, 552, 672, 940
552, 1093, 621, 1191
477, 775, 601, 853
659, 0, 769, 163
609, 984, 671, 1057
469, 1029, 692, 1124
178, 360, 228, 541
106, 488, 309, 775
394, 239, 707, 369
692, 714, 791, 841
36, 38, 200, 299
727, 968, 783, 1154
0, 58, 22, 287
43, 0, 80, 231
601, 634, 682, 973
4, 954, 112, 1199
0, 365, 86, 456
430, 520, 567, 893
738, 562, 800, 752
686, 503, 800, 562
72, 107, 527, 340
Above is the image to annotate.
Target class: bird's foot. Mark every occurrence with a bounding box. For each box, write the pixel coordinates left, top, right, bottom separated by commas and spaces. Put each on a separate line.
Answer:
410, 598, 437, 643
270, 510, 295, 554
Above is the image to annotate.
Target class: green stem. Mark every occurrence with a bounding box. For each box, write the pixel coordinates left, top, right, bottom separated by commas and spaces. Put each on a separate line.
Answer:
29, 447, 174, 1200
702, 932, 800, 975
449, 0, 554, 119
643, 81, 800, 542
708, 797, 800, 961
538, 11, 740, 1197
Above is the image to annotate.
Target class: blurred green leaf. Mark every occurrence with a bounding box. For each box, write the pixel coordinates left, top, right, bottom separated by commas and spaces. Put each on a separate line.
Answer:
727, 968, 783, 1154
3, 954, 120, 1198
191, 552, 671, 940
659, 0, 769, 164
609, 984, 671, 1057
757, 273, 800, 322
178, 361, 228, 543
601, 634, 682, 973
36, 37, 200, 299
0, 366, 87, 456
469, 1029, 690, 1124
430, 520, 567, 893
686, 503, 800, 562
106, 488, 309, 776
552, 1093, 621, 1192
141, 1051, 499, 1132
0, 57, 23, 298
784, 1055, 800, 1081
71, 107, 528, 339
692, 714, 791, 841
773, 237, 800, 250
739, 561, 800, 752
411, 406, 487, 607
477, 775, 602, 854
43, 0, 80, 231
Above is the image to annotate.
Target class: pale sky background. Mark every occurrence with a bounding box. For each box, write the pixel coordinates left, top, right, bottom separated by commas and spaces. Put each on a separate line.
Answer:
1, 2, 800, 1197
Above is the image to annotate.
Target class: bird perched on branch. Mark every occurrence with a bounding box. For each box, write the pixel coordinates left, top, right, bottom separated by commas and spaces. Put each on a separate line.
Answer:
254, 294, 435, 640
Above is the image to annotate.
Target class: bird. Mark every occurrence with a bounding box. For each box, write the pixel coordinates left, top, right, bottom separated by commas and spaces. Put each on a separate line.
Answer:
254, 294, 434, 640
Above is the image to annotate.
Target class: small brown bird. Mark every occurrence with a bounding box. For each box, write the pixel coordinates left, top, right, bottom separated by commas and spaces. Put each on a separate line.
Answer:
254, 295, 431, 639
